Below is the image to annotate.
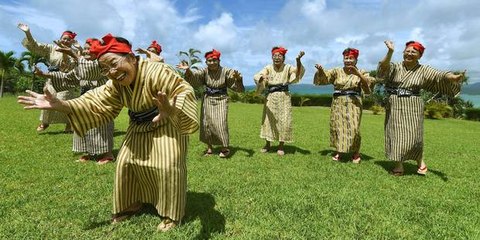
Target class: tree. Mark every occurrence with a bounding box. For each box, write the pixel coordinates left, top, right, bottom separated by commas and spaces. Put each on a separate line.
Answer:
0, 50, 18, 97
17, 51, 48, 91
177, 48, 202, 70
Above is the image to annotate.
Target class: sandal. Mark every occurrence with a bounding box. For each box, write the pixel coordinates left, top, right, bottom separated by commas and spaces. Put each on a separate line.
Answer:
157, 218, 179, 232
352, 154, 361, 164
111, 203, 143, 224
97, 156, 114, 165
277, 149, 285, 156
36, 123, 49, 132
417, 165, 428, 175
332, 153, 340, 161
260, 146, 269, 153
203, 149, 213, 157
75, 155, 91, 163
219, 149, 230, 158
390, 168, 404, 176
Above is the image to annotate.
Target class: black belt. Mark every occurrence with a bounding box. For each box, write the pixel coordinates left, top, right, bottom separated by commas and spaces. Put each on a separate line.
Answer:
267, 84, 289, 93
205, 86, 227, 96
333, 90, 360, 96
128, 107, 159, 124
386, 88, 420, 97
48, 66, 60, 72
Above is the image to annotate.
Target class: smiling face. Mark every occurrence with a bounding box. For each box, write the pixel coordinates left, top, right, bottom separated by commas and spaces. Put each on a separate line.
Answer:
343, 55, 357, 67
205, 58, 220, 71
403, 46, 422, 65
59, 34, 74, 47
272, 53, 285, 67
82, 43, 95, 60
98, 52, 137, 86
147, 47, 159, 55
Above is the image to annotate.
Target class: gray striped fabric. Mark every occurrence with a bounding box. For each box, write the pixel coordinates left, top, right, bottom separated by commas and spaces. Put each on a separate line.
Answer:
51, 58, 113, 155
379, 62, 460, 161
66, 58, 199, 221
185, 67, 243, 147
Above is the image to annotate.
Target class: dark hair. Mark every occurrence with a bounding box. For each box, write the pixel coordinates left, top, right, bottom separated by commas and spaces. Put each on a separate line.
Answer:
113, 37, 132, 47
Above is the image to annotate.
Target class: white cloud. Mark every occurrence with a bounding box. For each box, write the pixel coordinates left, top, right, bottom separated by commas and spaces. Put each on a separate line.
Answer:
193, 13, 238, 52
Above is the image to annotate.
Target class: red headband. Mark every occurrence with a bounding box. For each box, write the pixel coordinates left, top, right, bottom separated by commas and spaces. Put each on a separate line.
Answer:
271, 47, 287, 56
405, 41, 425, 54
342, 48, 359, 59
85, 38, 100, 46
89, 33, 132, 59
62, 31, 77, 39
148, 40, 162, 54
205, 49, 221, 59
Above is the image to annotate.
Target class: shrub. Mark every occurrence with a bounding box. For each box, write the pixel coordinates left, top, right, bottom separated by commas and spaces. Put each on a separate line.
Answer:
370, 104, 384, 115
291, 94, 332, 107
424, 102, 453, 119
464, 108, 480, 121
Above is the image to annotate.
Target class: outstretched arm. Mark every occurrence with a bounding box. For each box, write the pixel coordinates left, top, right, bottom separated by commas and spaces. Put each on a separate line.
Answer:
313, 64, 328, 85
17, 87, 72, 113
445, 70, 467, 83
17, 23, 34, 43
378, 40, 394, 78
296, 51, 305, 79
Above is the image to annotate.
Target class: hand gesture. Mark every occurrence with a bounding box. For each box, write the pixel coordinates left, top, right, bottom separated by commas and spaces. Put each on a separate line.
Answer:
458, 69, 467, 83
17, 23, 29, 32
232, 70, 241, 80
152, 92, 177, 123
176, 60, 190, 70
315, 64, 324, 72
53, 40, 68, 48
135, 48, 148, 55
17, 87, 59, 110
55, 46, 73, 54
72, 40, 83, 51
384, 40, 394, 52
345, 65, 361, 76
297, 51, 305, 60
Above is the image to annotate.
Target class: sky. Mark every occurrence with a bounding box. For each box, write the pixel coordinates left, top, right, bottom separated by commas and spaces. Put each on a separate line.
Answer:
1, 0, 479, 85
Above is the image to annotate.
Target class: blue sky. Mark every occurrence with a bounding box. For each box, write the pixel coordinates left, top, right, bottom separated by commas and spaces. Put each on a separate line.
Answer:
1, 0, 479, 85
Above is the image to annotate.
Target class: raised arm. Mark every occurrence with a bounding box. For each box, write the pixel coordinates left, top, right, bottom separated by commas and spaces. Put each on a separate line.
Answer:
378, 40, 394, 78
313, 64, 328, 85
226, 69, 245, 92
17, 23, 34, 43
346, 66, 372, 94
296, 51, 305, 80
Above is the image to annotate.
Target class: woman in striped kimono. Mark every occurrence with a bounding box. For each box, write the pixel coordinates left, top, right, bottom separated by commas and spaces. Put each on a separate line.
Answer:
377, 40, 465, 176
314, 48, 374, 163
135, 40, 165, 62
34, 38, 114, 164
254, 47, 305, 156
177, 49, 244, 158
18, 34, 199, 231
17, 23, 78, 133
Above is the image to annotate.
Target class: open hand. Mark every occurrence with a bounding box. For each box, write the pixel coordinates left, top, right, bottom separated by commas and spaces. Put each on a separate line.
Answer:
176, 60, 190, 70
135, 48, 148, 55
17, 87, 58, 110
297, 51, 305, 60
384, 40, 394, 51
152, 92, 177, 123
17, 23, 29, 32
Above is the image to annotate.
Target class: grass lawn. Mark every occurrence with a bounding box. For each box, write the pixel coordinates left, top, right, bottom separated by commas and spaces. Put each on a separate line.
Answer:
1, 94, 479, 239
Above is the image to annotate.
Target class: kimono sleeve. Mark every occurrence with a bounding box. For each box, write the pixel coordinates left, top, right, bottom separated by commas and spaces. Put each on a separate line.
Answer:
65, 80, 123, 137
422, 65, 461, 97
254, 66, 269, 94
22, 38, 51, 58
287, 64, 305, 84
314, 68, 336, 85
184, 68, 205, 88
50, 70, 80, 92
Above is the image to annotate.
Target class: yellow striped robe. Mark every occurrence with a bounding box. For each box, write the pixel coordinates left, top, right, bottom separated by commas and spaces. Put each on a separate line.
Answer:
378, 62, 460, 162
185, 67, 244, 147
314, 67, 374, 153
51, 57, 113, 155
65, 58, 199, 221
22, 37, 77, 125
254, 64, 305, 142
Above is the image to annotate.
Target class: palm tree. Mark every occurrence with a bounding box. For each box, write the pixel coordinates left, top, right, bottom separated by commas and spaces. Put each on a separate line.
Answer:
178, 48, 202, 70
0, 50, 18, 97
17, 51, 48, 90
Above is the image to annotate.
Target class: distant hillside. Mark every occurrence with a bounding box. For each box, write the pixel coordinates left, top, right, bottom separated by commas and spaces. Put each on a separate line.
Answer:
462, 82, 480, 95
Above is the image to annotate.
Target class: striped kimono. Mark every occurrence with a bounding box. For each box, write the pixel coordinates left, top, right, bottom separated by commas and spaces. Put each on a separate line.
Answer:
50, 57, 114, 156
185, 67, 243, 147
254, 64, 305, 142
377, 62, 460, 162
313, 67, 374, 153
65, 58, 199, 221
22, 37, 77, 125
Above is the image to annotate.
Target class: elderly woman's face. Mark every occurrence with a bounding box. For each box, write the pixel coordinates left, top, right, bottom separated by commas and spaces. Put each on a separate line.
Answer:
98, 52, 137, 86
206, 58, 220, 71
272, 53, 284, 65
147, 47, 159, 55
82, 43, 95, 60
59, 35, 74, 47
403, 46, 422, 64
343, 55, 357, 66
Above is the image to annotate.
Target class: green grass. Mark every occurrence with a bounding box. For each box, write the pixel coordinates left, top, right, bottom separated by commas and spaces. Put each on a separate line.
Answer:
1, 95, 479, 239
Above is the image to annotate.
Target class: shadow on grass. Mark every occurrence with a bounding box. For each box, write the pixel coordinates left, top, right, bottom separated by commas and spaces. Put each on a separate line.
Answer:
374, 160, 448, 181
113, 130, 126, 137
184, 191, 225, 239
82, 191, 225, 238
318, 149, 375, 162
209, 146, 255, 158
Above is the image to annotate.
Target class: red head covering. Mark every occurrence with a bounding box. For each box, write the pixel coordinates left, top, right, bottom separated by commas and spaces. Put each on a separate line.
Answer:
405, 41, 425, 54
62, 31, 77, 39
205, 49, 221, 59
148, 40, 162, 54
271, 47, 287, 56
342, 48, 359, 59
89, 33, 132, 59
85, 38, 100, 46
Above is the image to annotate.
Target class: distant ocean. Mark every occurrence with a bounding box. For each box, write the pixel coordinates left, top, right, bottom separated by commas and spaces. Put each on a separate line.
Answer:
245, 84, 480, 107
